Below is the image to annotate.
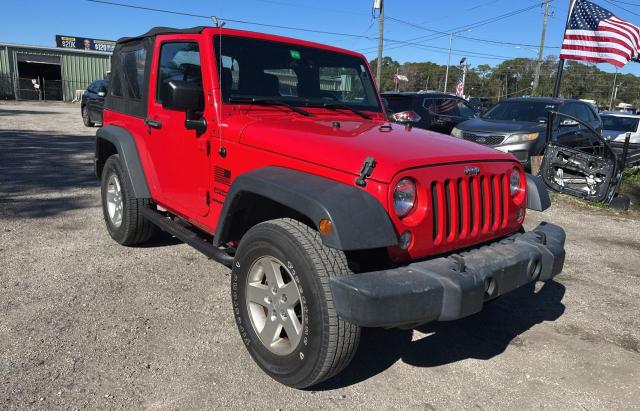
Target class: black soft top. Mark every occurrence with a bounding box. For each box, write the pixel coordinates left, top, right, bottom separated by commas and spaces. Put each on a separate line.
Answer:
117, 26, 208, 44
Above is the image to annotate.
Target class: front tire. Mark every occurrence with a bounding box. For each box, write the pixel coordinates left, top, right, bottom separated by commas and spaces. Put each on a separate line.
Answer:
82, 105, 94, 127
231, 218, 360, 388
100, 155, 157, 245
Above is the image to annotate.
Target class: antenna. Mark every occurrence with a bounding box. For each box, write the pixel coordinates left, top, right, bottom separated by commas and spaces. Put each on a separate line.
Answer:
216, 21, 225, 157
210, 16, 225, 28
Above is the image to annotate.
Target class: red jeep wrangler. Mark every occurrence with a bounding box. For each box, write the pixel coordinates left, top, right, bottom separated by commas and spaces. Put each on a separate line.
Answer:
95, 26, 566, 388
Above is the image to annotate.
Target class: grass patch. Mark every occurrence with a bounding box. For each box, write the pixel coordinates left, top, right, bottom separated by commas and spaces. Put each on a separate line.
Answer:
620, 167, 640, 212
583, 200, 608, 208
622, 167, 640, 185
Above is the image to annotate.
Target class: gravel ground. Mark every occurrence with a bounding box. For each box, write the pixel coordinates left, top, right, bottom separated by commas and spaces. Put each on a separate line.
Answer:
1, 101, 639, 410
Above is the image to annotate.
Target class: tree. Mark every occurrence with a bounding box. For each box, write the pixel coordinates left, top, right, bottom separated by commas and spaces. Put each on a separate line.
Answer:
369, 55, 636, 108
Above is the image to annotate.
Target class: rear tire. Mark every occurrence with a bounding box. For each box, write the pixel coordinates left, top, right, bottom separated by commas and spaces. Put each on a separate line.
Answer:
82, 105, 94, 127
100, 155, 157, 245
231, 218, 360, 388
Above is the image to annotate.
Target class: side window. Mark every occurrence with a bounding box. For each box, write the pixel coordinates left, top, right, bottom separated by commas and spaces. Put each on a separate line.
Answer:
111, 47, 146, 99
430, 98, 459, 116
156, 42, 202, 103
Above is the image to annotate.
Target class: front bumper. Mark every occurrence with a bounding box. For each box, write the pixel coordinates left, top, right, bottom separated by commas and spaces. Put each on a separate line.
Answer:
494, 141, 537, 165
330, 222, 565, 328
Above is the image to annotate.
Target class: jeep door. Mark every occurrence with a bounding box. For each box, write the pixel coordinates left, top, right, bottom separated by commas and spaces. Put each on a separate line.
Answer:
540, 110, 620, 202
145, 38, 212, 217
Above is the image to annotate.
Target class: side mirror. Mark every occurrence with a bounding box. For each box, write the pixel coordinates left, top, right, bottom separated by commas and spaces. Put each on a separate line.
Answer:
160, 80, 204, 112
160, 80, 207, 135
559, 118, 579, 127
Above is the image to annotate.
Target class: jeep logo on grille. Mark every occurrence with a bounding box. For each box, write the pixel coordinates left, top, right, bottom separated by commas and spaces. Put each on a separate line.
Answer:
464, 166, 480, 176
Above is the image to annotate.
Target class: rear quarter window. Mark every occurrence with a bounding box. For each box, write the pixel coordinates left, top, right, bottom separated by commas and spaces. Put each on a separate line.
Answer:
110, 47, 147, 100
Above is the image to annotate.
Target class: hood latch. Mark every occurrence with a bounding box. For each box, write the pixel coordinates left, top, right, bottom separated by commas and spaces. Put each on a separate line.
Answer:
355, 156, 377, 187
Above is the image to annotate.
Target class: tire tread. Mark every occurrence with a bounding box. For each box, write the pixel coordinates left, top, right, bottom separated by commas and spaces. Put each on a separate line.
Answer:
267, 218, 360, 387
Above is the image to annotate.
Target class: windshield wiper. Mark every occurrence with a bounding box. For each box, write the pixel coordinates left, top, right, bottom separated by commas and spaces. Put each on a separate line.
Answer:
228, 96, 313, 117
306, 102, 371, 120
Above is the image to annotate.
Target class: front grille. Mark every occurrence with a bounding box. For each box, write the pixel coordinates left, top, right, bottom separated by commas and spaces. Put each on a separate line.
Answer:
462, 132, 505, 146
430, 173, 509, 245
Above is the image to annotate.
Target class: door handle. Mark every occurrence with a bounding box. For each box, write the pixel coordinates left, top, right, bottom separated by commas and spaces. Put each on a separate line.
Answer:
144, 118, 162, 129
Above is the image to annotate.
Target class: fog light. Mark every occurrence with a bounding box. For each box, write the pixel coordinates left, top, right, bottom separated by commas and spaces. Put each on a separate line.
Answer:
399, 231, 412, 250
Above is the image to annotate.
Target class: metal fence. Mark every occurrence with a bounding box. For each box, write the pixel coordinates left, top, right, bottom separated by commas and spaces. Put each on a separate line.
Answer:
0, 74, 92, 102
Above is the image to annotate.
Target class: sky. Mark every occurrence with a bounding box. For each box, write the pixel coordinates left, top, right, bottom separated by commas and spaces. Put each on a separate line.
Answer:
2, 0, 640, 75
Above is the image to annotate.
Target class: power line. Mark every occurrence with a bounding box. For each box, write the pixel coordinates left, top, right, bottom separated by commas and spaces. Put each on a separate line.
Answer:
358, 2, 552, 54
86, 0, 542, 62
86, 0, 373, 39
605, 0, 640, 8
251, 0, 369, 16
384, 15, 562, 50
602, 0, 640, 16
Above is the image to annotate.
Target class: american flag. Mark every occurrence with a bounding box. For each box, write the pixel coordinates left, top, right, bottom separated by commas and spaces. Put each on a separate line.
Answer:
560, 0, 640, 68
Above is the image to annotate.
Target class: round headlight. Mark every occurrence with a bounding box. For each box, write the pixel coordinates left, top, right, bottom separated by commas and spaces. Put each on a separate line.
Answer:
510, 168, 521, 196
394, 178, 416, 217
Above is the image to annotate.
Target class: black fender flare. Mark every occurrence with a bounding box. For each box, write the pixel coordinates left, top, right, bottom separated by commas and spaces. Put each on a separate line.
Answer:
215, 167, 399, 251
95, 125, 151, 198
526, 173, 551, 212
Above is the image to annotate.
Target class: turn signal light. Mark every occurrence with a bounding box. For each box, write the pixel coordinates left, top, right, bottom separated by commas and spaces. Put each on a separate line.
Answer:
319, 219, 333, 235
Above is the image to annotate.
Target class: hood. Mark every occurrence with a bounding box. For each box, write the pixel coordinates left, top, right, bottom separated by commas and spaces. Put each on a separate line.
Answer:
237, 115, 514, 183
603, 129, 640, 144
457, 117, 546, 134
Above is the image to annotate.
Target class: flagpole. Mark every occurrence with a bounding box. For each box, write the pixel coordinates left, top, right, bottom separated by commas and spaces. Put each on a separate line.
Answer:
553, 0, 578, 97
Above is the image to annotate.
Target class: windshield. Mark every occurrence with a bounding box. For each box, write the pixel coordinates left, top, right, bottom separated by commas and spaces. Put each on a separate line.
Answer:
482, 101, 557, 123
601, 115, 639, 132
214, 35, 381, 112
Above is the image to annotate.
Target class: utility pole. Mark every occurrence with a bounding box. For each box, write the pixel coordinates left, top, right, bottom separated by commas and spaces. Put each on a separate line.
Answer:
553, 0, 577, 97
375, 0, 384, 89
532, 0, 550, 95
444, 32, 453, 92
609, 68, 619, 110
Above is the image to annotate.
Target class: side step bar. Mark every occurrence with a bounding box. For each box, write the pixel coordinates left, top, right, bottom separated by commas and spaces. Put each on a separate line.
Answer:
141, 207, 235, 268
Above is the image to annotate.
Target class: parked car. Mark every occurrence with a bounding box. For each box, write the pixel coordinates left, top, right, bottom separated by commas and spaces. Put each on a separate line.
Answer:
600, 111, 640, 144
95, 26, 565, 388
451, 97, 602, 169
81, 79, 108, 127
382, 92, 478, 134
468, 96, 492, 113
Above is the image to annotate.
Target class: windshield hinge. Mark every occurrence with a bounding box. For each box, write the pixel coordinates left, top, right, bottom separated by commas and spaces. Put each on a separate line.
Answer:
355, 156, 377, 187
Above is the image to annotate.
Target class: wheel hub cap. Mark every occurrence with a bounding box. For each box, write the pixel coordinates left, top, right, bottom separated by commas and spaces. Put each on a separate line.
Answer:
106, 174, 123, 228
246, 256, 303, 356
